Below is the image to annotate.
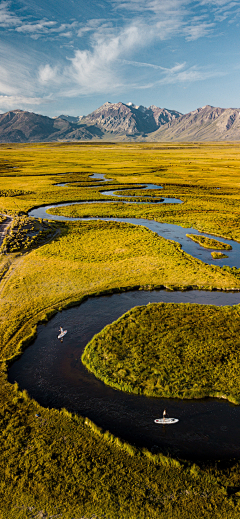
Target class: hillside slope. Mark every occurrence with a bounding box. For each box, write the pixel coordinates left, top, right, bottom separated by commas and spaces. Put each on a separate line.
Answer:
149, 105, 240, 141
0, 110, 103, 143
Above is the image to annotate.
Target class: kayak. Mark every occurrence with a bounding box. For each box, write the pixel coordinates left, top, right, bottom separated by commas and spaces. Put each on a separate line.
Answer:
154, 418, 179, 424
58, 330, 67, 339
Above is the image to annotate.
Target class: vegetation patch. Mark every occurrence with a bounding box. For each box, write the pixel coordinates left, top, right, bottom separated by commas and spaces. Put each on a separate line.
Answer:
82, 302, 240, 403
0, 189, 33, 197
186, 234, 232, 250
211, 252, 229, 259
1, 216, 57, 253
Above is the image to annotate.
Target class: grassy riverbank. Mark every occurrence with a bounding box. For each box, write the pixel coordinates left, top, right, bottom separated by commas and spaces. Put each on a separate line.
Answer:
2, 380, 240, 519
82, 302, 240, 403
1, 142, 240, 517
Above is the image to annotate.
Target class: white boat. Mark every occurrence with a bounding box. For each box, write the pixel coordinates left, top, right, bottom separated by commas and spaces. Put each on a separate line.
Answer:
154, 418, 179, 424
58, 330, 67, 339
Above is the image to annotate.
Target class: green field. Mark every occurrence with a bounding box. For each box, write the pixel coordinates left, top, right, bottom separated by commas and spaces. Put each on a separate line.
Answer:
82, 302, 240, 403
1, 142, 240, 518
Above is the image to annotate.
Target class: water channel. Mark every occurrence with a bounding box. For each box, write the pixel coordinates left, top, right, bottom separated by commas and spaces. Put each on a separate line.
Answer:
30, 173, 240, 269
8, 173, 240, 461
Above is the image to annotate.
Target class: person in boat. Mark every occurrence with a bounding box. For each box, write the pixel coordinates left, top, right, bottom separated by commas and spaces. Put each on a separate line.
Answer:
163, 409, 167, 422
59, 327, 64, 334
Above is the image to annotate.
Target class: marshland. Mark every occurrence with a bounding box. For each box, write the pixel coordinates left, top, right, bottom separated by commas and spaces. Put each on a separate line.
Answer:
1, 141, 240, 518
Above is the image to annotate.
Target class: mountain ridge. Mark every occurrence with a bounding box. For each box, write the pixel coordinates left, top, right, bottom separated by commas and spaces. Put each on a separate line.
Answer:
79, 101, 182, 135
1, 102, 240, 142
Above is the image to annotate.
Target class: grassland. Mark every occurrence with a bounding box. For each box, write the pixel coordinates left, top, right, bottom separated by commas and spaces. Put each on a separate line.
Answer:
82, 302, 240, 403
186, 234, 232, 250
211, 251, 229, 259
1, 142, 240, 517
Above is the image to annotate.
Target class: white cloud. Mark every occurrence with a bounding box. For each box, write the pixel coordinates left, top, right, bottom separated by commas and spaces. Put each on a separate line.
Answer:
15, 20, 56, 33
113, 0, 239, 34
184, 20, 215, 39
61, 31, 73, 38
199, 0, 240, 22
142, 63, 225, 87
39, 64, 59, 83
77, 19, 109, 38
161, 65, 223, 83
113, 0, 189, 15
0, 95, 51, 111
0, 43, 36, 97
0, 0, 20, 27
37, 19, 223, 97
115, 59, 222, 87
1, 0, 235, 45
36, 0, 224, 97
69, 29, 137, 93
119, 59, 186, 73
0, 42, 55, 111
38, 22, 148, 95
0, 42, 54, 111
0, 1, 76, 38
0, 64, 19, 95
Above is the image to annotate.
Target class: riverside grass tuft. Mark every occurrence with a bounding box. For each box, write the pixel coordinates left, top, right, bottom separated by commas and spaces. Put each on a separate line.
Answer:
211, 251, 229, 259
1, 142, 240, 517
186, 234, 232, 250
82, 302, 240, 403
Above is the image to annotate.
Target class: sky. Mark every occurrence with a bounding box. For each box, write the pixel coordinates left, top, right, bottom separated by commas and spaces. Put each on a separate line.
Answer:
0, 0, 239, 116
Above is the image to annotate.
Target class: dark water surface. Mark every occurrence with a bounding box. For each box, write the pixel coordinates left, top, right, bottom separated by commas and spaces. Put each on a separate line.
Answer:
9, 290, 240, 461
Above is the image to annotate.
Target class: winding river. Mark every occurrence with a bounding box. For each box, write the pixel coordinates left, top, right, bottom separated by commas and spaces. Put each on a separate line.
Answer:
8, 174, 240, 461
30, 173, 240, 269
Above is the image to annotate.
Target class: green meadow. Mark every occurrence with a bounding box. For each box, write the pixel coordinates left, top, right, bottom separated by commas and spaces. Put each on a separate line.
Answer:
82, 302, 240, 403
1, 142, 240, 517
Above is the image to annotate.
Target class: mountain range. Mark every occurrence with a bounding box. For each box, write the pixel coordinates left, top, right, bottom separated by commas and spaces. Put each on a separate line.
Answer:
1, 102, 240, 143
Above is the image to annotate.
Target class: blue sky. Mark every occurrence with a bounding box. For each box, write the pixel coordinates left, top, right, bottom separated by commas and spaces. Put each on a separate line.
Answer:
0, 0, 239, 116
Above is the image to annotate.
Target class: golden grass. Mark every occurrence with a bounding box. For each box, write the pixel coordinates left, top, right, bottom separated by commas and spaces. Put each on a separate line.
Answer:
186, 234, 232, 250
0, 142, 240, 517
83, 302, 240, 403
